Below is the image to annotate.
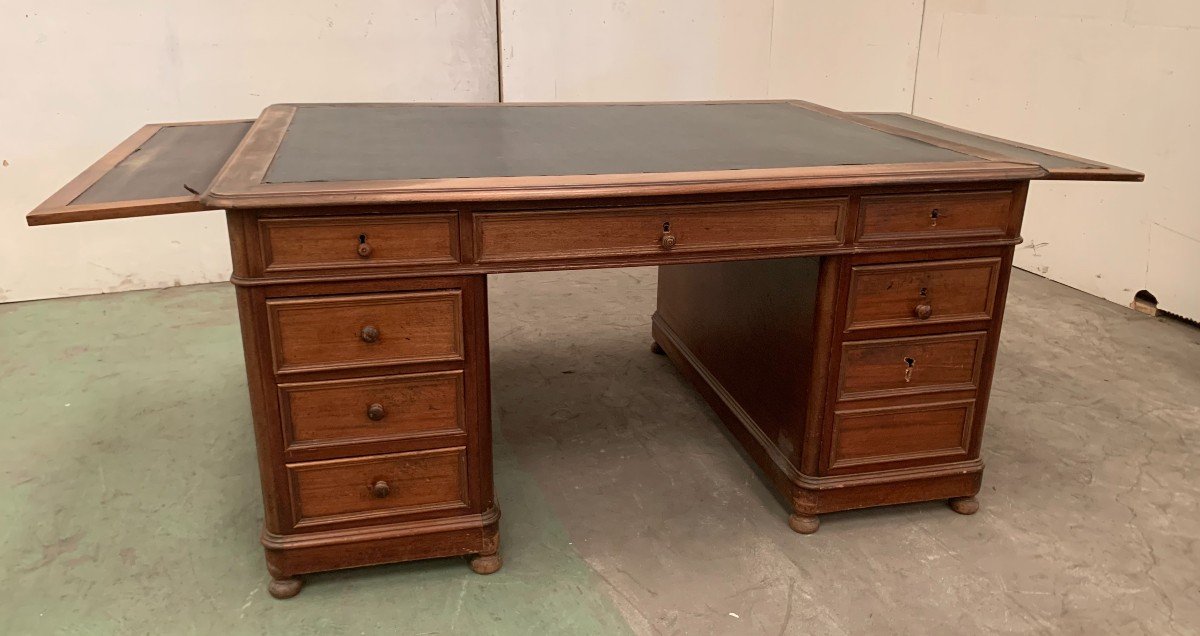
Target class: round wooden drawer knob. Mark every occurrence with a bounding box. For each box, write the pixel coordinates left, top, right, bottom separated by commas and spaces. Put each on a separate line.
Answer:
661, 233, 677, 250
914, 303, 933, 320
360, 325, 380, 343
357, 241, 373, 258
367, 403, 386, 421
370, 480, 390, 498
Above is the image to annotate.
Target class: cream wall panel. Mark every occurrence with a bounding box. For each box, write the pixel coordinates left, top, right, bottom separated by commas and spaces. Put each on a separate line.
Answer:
767, 0, 924, 111
1, 1, 498, 303
500, 0, 921, 108
914, 5, 1200, 319
499, 0, 775, 101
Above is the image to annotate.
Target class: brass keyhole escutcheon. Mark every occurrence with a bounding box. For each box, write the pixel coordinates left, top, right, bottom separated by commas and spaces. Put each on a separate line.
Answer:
660, 221, 676, 250
930, 209, 941, 226
903, 357, 916, 383
357, 233, 373, 258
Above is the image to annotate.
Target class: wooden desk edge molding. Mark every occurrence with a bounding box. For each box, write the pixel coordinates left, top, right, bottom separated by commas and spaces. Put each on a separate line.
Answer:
27, 100, 1141, 598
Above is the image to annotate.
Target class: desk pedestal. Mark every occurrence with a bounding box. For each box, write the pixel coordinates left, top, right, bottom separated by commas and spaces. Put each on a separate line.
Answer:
653, 248, 1013, 533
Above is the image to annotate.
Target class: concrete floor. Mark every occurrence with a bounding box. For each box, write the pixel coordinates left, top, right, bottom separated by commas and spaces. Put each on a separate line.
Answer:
2, 267, 1198, 634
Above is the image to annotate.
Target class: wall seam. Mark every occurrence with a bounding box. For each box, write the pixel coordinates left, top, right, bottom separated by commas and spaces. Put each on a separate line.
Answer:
909, 0, 929, 114
495, 0, 504, 102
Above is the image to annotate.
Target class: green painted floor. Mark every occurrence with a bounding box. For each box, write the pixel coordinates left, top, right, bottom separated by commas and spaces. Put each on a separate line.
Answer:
4, 269, 1199, 634
0, 284, 629, 635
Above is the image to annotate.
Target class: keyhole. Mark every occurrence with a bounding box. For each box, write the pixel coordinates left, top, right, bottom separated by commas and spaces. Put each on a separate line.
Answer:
930, 209, 940, 226
919, 287, 928, 297
358, 233, 367, 244
662, 221, 671, 233
903, 357, 916, 383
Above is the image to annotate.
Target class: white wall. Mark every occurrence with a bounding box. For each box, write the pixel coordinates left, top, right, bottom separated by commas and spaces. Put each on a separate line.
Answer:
6, 1, 1195, 320
913, 1, 1200, 319
500, 0, 923, 109
0, 1, 498, 303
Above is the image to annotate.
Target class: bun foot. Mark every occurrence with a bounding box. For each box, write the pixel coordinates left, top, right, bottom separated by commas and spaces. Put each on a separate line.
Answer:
788, 513, 820, 534
949, 496, 979, 515
268, 576, 303, 599
650, 341, 666, 355
469, 552, 503, 575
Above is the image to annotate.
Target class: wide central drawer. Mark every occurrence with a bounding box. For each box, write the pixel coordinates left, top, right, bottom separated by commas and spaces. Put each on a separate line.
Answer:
287, 447, 469, 527
838, 331, 987, 401
279, 371, 466, 452
266, 291, 464, 374
473, 198, 847, 264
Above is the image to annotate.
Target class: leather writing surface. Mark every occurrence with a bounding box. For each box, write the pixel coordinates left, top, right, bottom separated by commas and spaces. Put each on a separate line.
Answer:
73, 121, 252, 205
263, 103, 976, 184
858, 113, 1091, 171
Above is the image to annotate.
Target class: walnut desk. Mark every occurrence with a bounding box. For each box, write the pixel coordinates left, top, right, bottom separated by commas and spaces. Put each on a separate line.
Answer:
28, 101, 1142, 598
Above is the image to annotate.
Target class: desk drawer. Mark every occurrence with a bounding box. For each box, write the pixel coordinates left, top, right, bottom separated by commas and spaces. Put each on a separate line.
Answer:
288, 447, 469, 527
857, 191, 1014, 243
830, 400, 974, 470
846, 258, 1001, 331
259, 214, 459, 272
474, 199, 846, 264
838, 332, 986, 401
280, 371, 466, 452
267, 291, 464, 374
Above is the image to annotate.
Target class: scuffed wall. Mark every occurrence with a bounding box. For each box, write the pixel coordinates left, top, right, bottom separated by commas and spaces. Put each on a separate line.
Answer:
914, 1, 1200, 319
0, 2, 498, 303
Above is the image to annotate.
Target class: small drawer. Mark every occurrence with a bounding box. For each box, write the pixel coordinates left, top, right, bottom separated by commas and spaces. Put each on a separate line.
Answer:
845, 258, 1001, 331
857, 191, 1014, 243
830, 400, 974, 470
259, 214, 459, 272
288, 447, 469, 527
838, 332, 986, 401
280, 371, 466, 452
474, 198, 846, 264
267, 291, 464, 374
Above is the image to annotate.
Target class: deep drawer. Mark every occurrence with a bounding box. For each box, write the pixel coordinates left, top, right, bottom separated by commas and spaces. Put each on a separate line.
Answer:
857, 190, 1014, 243
287, 447, 469, 527
838, 331, 987, 401
279, 371, 466, 452
845, 257, 1001, 332
829, 400, 975, 470
473, 198, 847, 264
266, 291, 464, 374
259, 214, 459, 272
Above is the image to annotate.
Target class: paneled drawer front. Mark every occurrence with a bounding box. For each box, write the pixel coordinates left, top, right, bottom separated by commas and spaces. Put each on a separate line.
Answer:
267, 291, 464, 374
259, 214, 459, 272
846, 258, 1001, 331
288, 447, 469, 527
839, 332, 986, 401
857, 191, 1013, 243
280, 371, 465, 451
474, 198, 846, 264
830, 400, 974, 470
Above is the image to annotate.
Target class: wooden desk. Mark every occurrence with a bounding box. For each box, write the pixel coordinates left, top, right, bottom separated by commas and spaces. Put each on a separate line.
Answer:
28, 101, 1141, 599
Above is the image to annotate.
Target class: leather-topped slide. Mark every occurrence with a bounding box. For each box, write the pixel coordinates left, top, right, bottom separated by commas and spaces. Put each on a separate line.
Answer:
27, 120, 253, 226
851, 112, 1144, 182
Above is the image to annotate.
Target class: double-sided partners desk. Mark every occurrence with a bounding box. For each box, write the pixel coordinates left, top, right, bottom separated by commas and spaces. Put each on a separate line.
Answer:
29, 101, 1142, 599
